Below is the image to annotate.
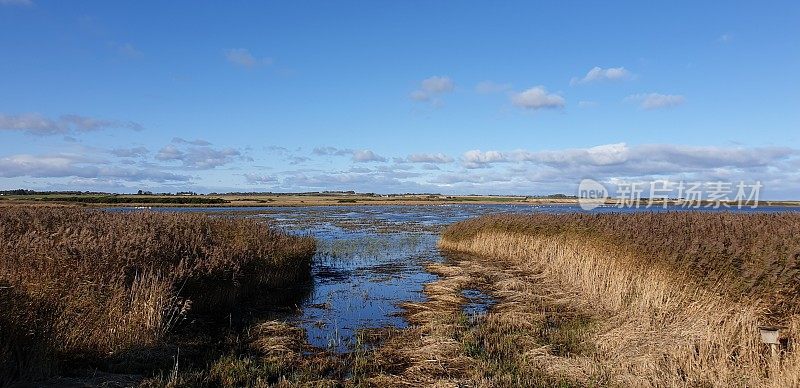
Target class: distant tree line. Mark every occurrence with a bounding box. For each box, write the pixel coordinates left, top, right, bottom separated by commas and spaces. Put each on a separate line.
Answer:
33, 196, 227, 204
2, 188, 577, 199
208, 191, 362, 196
0, 189, 110, 196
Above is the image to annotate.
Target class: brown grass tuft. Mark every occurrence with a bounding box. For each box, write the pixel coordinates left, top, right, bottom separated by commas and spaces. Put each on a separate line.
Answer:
0, 207, 315, 385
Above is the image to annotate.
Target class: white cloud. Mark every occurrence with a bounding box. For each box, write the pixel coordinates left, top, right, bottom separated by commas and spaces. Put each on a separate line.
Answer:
155, 145, 182, 160
410, 76, 454, 102
172, 137, 212, 146
626, 93, 685, 110
224, 48, 272, 68
406, 153, 454, 164
312, 146, 352, 156
420, 76, 454, 93
155, 143, 242, 169
312, 146, 385, 162
377, 163, 413, 172
0, 153, 189, 182
7, 136, 799, 197
281, 168, 423, 192
510, 86, 565, 110
258, 145, 309, 165
244, 173, 278, 184
351, 149, 386, 163
110, 146, 149, 158
265, 145, 289, 153
393, 143, 800, 196
285, 156, 309, 165
0, 113, 143, 135
430, 172, 514, 185
462, 150, 507, 168
571, 66, 632, 85
459, 143, 795, 173
475, 81, 512, 94
409, 90, 428, 101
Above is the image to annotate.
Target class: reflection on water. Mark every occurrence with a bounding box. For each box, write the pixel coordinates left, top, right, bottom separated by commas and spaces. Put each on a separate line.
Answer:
462, 289, 495, 317
110, 204, 800, 352
297, 231, 437, 352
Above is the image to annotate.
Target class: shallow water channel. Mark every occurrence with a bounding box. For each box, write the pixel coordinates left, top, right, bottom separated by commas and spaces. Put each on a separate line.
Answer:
125, 204, 798, 353
246, 205, 511, 352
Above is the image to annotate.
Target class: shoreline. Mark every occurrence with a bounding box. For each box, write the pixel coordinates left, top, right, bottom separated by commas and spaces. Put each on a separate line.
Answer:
2, 195, 799, 208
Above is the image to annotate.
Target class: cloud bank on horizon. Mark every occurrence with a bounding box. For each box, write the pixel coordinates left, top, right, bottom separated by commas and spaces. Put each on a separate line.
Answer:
1, 1, 798, 198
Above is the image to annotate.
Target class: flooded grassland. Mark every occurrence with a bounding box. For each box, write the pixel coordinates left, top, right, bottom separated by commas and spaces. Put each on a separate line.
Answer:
3, 204, 800, 387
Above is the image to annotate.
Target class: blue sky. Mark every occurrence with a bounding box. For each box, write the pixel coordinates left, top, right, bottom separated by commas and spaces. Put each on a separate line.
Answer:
1, 1, 799, 197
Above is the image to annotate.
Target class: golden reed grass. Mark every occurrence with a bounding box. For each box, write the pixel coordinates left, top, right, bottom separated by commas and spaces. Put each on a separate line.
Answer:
439, 213, 800, 387
0, 206, 315, 385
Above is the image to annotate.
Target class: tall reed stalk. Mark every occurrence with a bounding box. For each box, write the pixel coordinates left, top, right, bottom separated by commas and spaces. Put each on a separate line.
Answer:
0, 206, 315, 385
440, 213, 800, 386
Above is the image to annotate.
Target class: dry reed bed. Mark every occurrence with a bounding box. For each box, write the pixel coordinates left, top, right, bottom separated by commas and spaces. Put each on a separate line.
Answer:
0, 207, 315, 385
439, 212, 800, 387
